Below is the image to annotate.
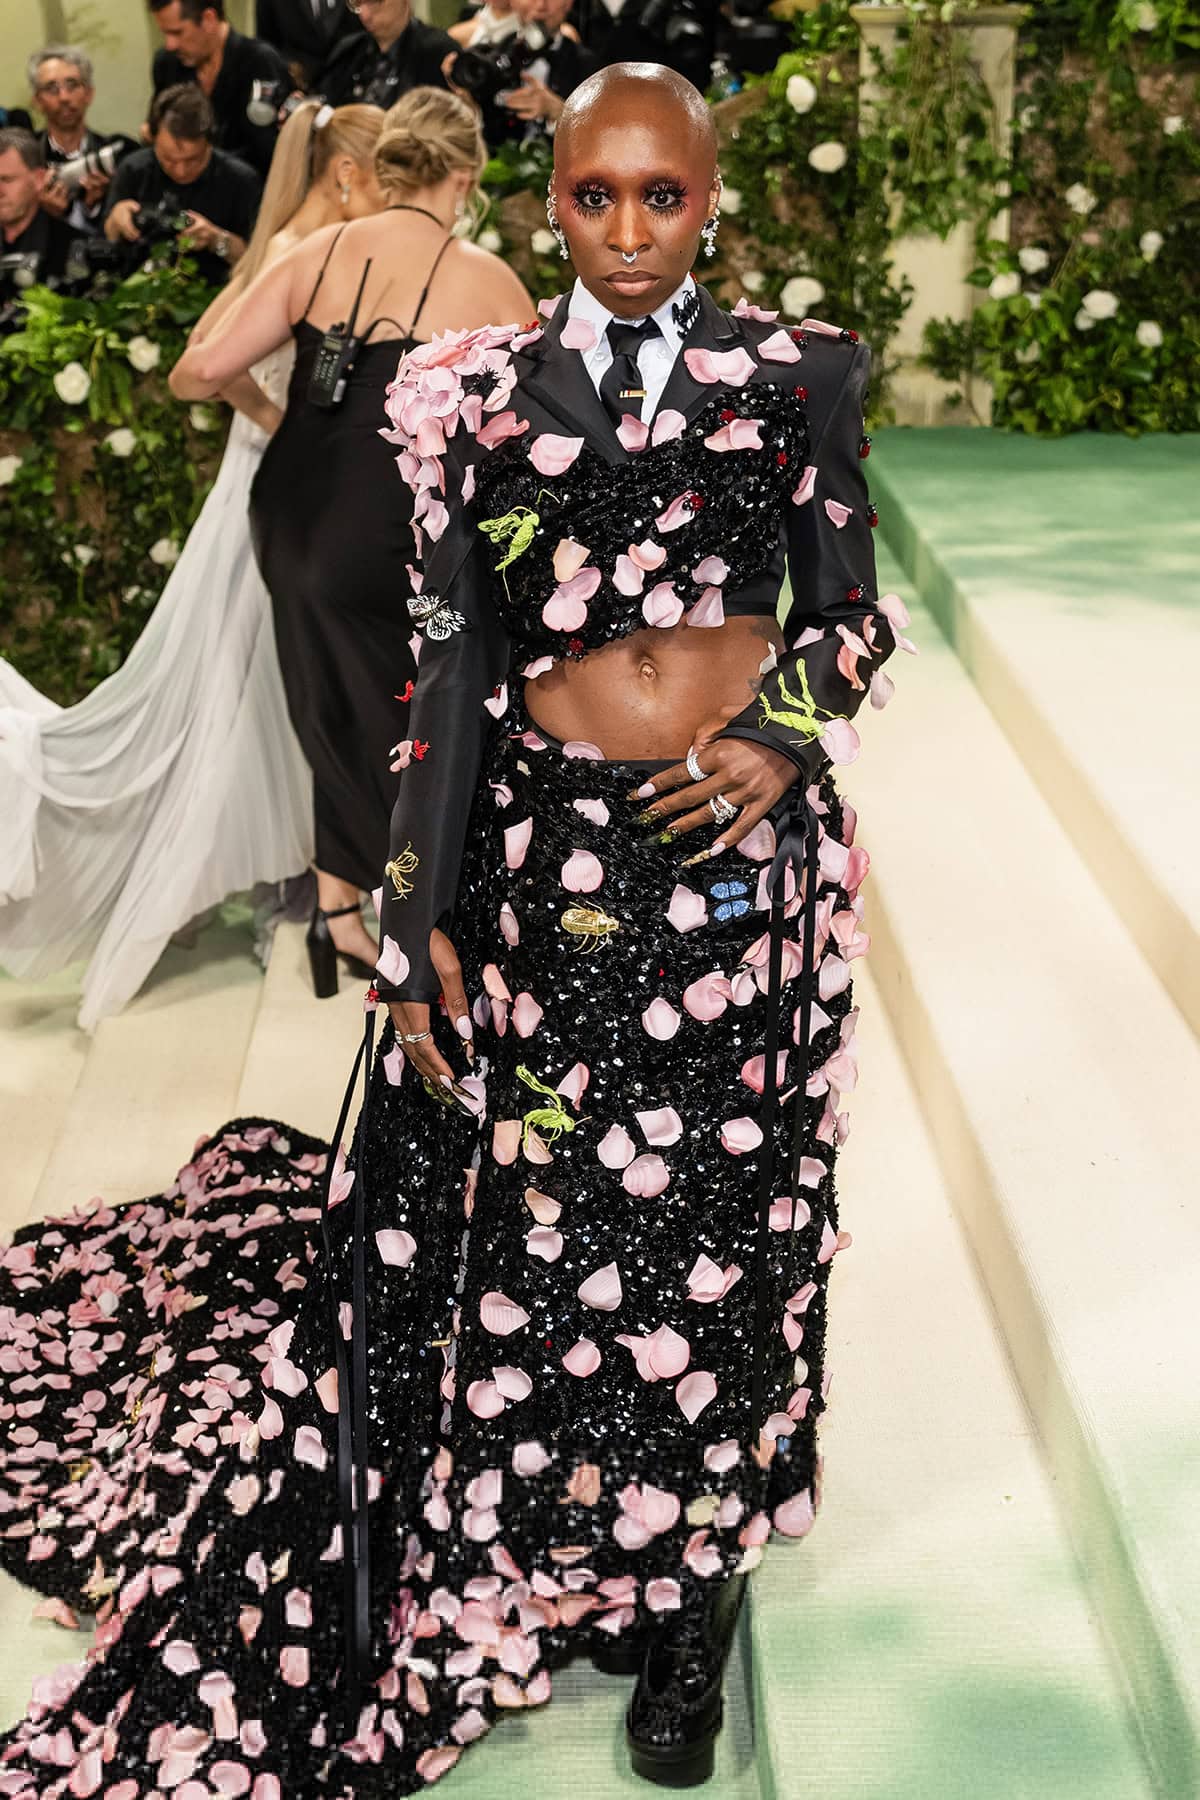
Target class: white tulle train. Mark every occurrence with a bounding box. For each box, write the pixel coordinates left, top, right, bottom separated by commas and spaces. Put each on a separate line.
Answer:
0, 396, 313, 1031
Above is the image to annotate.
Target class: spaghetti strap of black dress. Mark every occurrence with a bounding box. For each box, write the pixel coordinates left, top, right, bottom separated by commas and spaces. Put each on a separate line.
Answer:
248, 218, 453, 892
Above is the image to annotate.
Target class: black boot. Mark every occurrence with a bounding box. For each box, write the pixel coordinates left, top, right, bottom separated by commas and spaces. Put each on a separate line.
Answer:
305, 901, 376, 999
591, 1629, 650, 1677
626, 1574, 746, 1787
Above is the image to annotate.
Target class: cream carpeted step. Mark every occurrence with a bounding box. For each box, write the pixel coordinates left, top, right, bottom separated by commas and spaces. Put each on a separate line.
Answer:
233, 918, 369, 1135
870, 429, 1200, 1040
0, 968, 88, 1235
22, 916, 266, 1221
842, 556, 1200, 1795
752, 969, 1150, 1799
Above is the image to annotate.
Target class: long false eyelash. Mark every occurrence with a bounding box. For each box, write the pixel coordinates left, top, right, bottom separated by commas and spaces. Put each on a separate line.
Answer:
568, 181, 691, 217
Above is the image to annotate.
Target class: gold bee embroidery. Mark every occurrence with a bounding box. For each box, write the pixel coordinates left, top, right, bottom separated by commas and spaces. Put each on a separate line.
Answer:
560, 905, 621, 952
386, 843, 419, 899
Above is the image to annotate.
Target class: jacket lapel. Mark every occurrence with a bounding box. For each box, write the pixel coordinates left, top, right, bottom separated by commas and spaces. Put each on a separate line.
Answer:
512, 283, 748, 466
653, 284, 747, 435
514, 299, 630, 467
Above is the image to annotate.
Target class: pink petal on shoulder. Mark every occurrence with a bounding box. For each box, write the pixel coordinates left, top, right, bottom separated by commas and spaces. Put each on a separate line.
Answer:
733, 297, 780, 323
684, 345, 757, 387
703, 418, 763, 454
824, 498, 853, 528
799, 316, 844, 337
651, 407, 687, 445
537, 294, 563, 319
477, 410, 528, 450
578, 1262, 623, 1310
616, 414, 649, 453
675, 1370, 718, 1422
560, 315, 597, 350
530, 433, 584, 476
757, 327, 803, 363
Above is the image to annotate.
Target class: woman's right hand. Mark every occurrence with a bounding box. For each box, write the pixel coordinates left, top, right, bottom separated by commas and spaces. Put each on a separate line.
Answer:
387, 929, 474, 1087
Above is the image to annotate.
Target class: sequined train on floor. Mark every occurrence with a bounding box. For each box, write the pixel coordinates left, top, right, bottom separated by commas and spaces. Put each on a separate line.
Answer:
0, 717, 864, 1795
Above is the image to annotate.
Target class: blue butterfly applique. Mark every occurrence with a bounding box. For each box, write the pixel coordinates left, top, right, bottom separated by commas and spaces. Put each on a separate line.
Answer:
709, 878, 751, 922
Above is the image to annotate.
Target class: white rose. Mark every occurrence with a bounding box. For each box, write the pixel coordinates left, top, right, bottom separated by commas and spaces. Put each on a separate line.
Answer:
1135, 2, 1158, 26
123, 586, 144, 603
1026, 290, 1043, 309
530, 227, 559, 257
1017, 245, 1049, 274
786, 73, 817, 114
720, 185, 742, 215
741, 269, 766, 294
988, 271, 1022, 300
61, 545, 97, 568
780, 274, 826, 318
53, 361, 91, 405
1014, 340, 1041, 364
0, 453, 22, 486
808, 141, 847, 175
1064, 182, 1097, 215
476, 228, 503, 254
104, 427, 137, 458
1073, 308, 1096, 331
189, 404, 217, 432
1138, 229, 1163, 262
1081, 287, 1119, 320
1017, 104, 1038, 131
127, 335, 161, 373
1163, 114, 1184, 135
149, 537, 180, 566
1135, 319, 1163, 349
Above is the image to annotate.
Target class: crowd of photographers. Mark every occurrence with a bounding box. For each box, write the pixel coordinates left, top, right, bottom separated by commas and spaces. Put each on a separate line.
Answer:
1, 0, 782, 327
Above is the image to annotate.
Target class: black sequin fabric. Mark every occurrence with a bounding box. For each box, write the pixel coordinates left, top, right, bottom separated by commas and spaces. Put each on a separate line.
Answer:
470, 384, 809, 664
0, 711, 866, 1795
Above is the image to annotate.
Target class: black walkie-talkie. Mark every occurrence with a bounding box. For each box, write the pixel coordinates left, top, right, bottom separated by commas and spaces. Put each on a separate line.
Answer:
308, 257, 373, 410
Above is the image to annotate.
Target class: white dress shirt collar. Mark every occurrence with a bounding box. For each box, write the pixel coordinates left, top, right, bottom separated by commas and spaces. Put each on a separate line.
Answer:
566, 272, 696, 356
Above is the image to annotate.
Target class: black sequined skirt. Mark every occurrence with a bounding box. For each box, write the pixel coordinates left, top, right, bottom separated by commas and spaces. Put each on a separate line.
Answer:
0, 710, 866, 1795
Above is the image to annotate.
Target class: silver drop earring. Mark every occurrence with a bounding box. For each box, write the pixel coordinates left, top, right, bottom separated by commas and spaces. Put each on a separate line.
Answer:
701, 212, 719, 259
545, 186, 569, 260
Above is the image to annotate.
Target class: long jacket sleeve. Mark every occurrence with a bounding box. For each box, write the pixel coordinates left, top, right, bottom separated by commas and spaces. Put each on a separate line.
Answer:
717, 338, 904, 784
374, 420, 509, 1005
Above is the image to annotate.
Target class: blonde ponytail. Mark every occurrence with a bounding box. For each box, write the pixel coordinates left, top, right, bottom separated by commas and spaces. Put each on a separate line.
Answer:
231, 100, 385, 290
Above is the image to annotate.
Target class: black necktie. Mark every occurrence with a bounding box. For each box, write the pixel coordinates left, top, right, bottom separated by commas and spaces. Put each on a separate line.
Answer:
598, 316, 662, 429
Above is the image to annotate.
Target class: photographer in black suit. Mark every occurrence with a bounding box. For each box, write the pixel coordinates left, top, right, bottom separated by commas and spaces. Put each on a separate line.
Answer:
149, 0, 290, 178
319, 0, 455, 107
255, 0, 364, 89
0, 128, 75, 313
570, 0, 716, 89
104, 85, 260, 285
450, 0, 597, 146
28, 46, 127, 235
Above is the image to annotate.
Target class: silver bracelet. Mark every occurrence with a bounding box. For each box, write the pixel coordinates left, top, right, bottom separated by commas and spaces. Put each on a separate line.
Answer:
401, 1029, 432, 1045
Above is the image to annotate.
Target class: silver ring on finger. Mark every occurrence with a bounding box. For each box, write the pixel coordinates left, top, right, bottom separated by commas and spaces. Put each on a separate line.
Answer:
401, 1029, 433, 1044
709, 792, 739, 826
686, 747, 708, 783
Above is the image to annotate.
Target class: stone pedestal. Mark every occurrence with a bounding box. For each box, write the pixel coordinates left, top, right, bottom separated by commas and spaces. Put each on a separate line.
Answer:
850, 4, 1025, 425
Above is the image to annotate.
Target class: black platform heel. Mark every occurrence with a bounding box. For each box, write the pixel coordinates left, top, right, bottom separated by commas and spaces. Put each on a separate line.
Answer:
626, 1574, 746, 1787
305, 901, 377, 999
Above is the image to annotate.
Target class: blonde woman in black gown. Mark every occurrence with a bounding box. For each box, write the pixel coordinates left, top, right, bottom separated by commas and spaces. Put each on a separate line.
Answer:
175, 86, 533, 996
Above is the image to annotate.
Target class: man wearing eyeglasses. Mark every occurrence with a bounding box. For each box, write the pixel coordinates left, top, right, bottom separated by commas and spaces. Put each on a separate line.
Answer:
319, 0, 455, 108
28, 46, 120, 234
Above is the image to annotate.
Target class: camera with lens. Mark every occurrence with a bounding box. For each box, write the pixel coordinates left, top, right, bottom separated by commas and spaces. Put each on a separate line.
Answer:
450, 24, 547, 110
61, 232, 127, 290
52, 140, 125, 194
717, 0, 787, 77
0, 250, 45, 333
246, 78, 306, 129
133, 195, 192, 252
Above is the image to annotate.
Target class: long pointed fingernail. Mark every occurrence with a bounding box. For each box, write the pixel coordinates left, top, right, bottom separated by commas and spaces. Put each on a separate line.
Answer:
639, 829, 676, 848
681, 840, 726, 867
632, 781, 656, 799
455, 1016, 473, 1039
634, 807, 659, 826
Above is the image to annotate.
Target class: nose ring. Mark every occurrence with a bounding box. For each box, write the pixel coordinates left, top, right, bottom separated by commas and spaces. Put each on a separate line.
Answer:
620, 250, 638, 265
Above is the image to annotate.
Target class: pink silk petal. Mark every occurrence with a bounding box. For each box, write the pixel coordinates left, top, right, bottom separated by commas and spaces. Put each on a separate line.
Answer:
870, 667, 895, 710
733, 297, 780, 323
375, 1229, 417, 1268
526, 1226, 563, 1262
684, 345, 757, 387
651, 407, 688, 444
529, 432, 584, 476
376, 935, 409, 987
552, 537, 592, 583
616, 414, 650, 453
629, 538, 668, 571
703, 418, 764, 454
720, 1116, 764, 1155
466, 1380, 505, 1419
577, 1262, 623, 1310
791, 464, 819, 506
500, 902, 520, 946
561, 848, 604, 893
818, 717, 861, 765
642, 582, 684, 627
504, 817, 533, 870
674, 1370, 718, 1422
597, 1124, 636, 1169
537, 294, 563, 319
479, 1291, 531, 1335
635, 1106, 684, 1147
757, 327, 804, 363
541, 588, 588, 633
646, 1323, 691, 1379
559, 315, 597, 351
492, 1366, 532, 1402
556, 1060, 590, 1107
491, 1119, 522, 1165
824, 498, 853, 528
622, 1153, 670, 1197
572, 796, 611, 826
524, 1187, 562, 1225
692, 555, 728, 586
561, 739, 605, 759
613, 553, 646, 597
561, 1338, 602, 1377
642, 997, 682, 1038
511, 992, 544, 1038
476, 410, 528, 450
682, 971, 732, 1021
769, 1195, 812, 1232
773, 1488, 816, 1537
666, 884, 707, 933
656, 492, 697, 532
686, 587, 725, 628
